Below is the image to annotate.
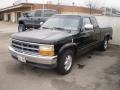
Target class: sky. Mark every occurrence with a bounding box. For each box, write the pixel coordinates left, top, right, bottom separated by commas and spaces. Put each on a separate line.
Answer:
0, 0, 120, 10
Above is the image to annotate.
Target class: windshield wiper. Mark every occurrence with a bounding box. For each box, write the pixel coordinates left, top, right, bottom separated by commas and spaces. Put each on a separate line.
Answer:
42, 27, 72, 33
52, 27, 65, 30
52, 27, 71, 33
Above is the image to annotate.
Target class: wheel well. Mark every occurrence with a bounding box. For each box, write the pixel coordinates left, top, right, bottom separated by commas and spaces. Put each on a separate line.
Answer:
19, 21, 24, 25
106, 35, 110, 40
59, 46, 77, 57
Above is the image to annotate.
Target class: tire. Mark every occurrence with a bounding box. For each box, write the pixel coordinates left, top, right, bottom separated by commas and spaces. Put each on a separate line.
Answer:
18, 24, 26, 32
34, 26, 40, 29
57, 50, 74, 75
100, 37, 109, 51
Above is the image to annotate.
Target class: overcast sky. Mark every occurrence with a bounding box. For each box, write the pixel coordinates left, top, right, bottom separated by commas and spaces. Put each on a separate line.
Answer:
0, 0, 120, 10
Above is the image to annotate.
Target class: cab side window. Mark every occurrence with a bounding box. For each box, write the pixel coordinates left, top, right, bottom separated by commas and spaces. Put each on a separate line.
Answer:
44, 10, 56, 17
35, 11, 42, 17
83, 17, 91, 25
90, 17, 98, 27
83, 17, 92, 31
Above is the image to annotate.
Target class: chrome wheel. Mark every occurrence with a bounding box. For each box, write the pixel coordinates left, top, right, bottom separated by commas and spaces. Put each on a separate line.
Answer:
18, 25, 23, 32
64, 55, 72, 71
18, 24, 26, 32
104, 40, 108, 49
57, 50, 74, 75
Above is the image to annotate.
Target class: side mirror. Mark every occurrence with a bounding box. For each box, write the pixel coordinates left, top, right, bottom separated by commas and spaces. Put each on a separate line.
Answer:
40, 22, 44, 26
84, 24, 93, 30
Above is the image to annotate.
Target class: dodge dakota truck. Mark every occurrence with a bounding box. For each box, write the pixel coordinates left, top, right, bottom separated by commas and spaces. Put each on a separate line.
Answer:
18, 9, 57, 32
9, 14, 113, 75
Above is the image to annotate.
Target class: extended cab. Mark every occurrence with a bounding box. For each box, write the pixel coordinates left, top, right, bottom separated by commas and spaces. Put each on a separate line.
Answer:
18, 9, 57, 32
9, 14, 113, 75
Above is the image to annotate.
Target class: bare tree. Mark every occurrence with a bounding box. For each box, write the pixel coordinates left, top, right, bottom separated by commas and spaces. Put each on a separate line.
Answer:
84, 0, 105, 14
85, 0, 97, 14
56, 0, 61, 14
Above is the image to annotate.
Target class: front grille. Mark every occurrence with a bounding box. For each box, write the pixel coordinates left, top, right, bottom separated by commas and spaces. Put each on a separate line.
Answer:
12, 39, 39, 54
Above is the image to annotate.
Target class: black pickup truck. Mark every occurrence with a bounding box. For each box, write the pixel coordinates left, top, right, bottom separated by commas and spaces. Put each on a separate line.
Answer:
9, 14, 113, 75
18, 9, 57, 32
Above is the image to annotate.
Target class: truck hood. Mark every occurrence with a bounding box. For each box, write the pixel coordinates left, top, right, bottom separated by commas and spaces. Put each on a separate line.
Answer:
11, 30, 75, 44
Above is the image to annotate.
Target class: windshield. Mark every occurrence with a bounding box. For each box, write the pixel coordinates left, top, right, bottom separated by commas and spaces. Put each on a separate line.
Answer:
41, 15, 80, 31
27, 11, 35, 17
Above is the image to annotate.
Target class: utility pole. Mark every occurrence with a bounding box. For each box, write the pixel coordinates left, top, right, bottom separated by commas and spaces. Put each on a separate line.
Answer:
42, 0, 45, 17
42, 0, 45, 10
111, 7, 113, 15
57, 0, 61, 14
72, 2, 75, 14
90, 4, 92, 14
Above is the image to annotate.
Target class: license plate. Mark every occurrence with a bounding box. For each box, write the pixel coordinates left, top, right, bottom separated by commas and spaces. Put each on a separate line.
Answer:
17, 56, 26, 63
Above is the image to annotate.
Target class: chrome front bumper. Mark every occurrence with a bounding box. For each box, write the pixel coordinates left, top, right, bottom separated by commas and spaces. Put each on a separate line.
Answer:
8, 46, 57, 68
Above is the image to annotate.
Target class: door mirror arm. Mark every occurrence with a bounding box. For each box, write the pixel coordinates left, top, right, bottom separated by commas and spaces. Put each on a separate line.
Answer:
79, 27, 85, 33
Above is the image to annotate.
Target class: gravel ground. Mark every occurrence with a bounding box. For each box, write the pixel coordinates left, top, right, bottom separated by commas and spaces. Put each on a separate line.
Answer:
0, 32, 120, 90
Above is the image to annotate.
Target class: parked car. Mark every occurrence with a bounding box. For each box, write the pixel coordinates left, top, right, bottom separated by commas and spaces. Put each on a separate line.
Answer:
9, 14, 113, 75
18, 9, 57, 32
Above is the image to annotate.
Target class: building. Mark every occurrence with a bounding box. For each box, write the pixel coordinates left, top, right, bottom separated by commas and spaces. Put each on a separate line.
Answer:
0, 3, 102, 23
0, 3, 33, 22
101, 7, 120, 16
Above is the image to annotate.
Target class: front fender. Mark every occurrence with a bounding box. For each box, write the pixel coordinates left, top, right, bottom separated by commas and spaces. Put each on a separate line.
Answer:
58, 43, 77, 55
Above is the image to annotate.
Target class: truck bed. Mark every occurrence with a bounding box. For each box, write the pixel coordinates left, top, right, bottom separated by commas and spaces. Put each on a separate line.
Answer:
100, 27, 113, 41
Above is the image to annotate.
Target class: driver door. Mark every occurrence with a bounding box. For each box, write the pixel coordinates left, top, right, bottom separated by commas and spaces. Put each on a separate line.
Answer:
79, 17, 95, 48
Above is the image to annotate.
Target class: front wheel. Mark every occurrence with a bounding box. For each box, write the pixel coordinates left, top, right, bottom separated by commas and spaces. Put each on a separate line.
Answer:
100, 38, 109, 51
18, 24, 26, 32
57, 50, 74, 75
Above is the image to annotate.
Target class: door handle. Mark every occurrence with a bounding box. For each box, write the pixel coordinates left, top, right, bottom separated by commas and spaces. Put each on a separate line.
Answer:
81, 33, 90, 38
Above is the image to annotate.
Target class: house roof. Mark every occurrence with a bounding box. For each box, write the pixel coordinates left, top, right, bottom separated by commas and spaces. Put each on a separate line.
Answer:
0, 3, 33, 12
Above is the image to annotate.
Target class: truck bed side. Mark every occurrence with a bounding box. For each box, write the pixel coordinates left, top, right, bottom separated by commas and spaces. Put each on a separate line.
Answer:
100, 27, 113, 41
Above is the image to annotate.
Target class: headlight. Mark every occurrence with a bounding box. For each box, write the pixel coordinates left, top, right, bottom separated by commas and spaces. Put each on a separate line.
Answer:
39, 45, 54, 56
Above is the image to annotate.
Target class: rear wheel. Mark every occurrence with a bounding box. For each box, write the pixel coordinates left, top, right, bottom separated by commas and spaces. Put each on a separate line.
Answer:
18, 24, 26, 32
100, 37, 109, 51
57, 50, 74, 75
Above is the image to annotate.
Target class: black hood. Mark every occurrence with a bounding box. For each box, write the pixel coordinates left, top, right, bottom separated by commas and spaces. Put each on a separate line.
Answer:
11, 30, 75, 44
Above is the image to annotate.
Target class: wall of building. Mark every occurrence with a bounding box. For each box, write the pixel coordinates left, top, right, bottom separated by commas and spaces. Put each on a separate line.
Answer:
11, 12, 16, 22
31, 4, 102, 14
4, 13, 8, 21
60, 5, 102, 14
0, 13, 3, 20
95, 15, 120, 45
0, 3, 102, 23
61, 12, 89, 15
1, 7, 31, 23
